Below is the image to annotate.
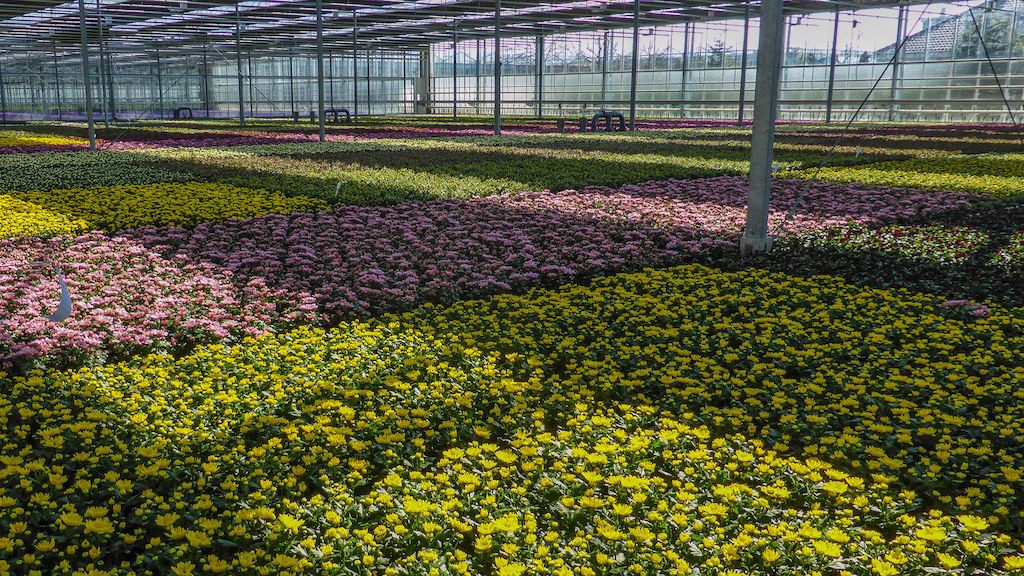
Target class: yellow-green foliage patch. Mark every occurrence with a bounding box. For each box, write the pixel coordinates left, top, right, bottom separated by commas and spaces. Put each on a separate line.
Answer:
8, 181, 328, 231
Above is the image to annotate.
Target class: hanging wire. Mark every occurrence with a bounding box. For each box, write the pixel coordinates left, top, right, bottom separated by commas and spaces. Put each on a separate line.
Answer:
771, 3, 933, 237
966, 3, 1024, 149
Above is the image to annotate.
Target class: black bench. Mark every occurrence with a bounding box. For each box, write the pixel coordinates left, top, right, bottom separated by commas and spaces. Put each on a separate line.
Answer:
591, 110, 626, 132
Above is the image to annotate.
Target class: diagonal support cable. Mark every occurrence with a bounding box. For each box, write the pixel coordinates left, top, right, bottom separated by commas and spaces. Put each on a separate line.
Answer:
967, 4, 1024, 149
771, 2, 932, 237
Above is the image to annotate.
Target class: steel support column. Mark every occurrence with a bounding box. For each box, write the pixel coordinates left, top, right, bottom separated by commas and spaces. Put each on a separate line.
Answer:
476, 40, 481, 114
102, 20, 115, 121
740, 0, 785, 257
203, 46, 211, 118
889, 4, 906, 122
53, 42, 63, 120
825, 9, 840, 124
155, 47, 164, 119
416, 47, 431, 114
30, 78, 38, 119
316, 0, 326, 142
737, 5, 751, 125
0, 60, 6, 123
248, 54, 254, 118
96, 2, 109, 127
494, 0, 502, 136
288, 51, 296, 118
679, 23, 690, 117
535, 34, 544, 118
601, 32, 610, 106
628, 0, 639, 130
235, 3, 245, 126
353, 15, 359, 117
77, 0, 96, 149
453, 30, 459, 118
402, 51, 408, 114
329, 56, 334, 107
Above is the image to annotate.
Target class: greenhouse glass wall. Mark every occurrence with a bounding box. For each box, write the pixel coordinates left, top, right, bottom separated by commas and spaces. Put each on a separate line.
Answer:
3, 1, 1024, 123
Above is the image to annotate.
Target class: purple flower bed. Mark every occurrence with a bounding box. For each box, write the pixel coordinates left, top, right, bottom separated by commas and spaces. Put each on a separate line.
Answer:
121, 176, 973, 318
1, 176, 976, 366
102, 131, 328, 150
0, 144, 90, 154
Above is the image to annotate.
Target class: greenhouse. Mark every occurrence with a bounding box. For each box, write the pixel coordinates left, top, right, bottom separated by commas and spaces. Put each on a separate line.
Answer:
1, 0, 1024, 575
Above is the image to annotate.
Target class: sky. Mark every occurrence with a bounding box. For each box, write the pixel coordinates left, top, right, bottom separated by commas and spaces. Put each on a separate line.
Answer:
640, 1, 979, 55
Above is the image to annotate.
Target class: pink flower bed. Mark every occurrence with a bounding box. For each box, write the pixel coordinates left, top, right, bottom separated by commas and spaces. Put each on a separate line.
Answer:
0, 233, 316, 366
1, 176, 975, 365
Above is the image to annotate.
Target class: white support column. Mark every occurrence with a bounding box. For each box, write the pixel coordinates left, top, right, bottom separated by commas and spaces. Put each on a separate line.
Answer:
628, 0, 639, 131
494, 0, 502, 136
77, 0, 96, 150
740, 0, 785, 257
316, 0, 326, 142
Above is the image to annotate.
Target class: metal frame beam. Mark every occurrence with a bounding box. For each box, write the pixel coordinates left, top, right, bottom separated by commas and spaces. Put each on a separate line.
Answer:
235, 2, 245, 126
628, 0, 639, 130
0, 56, 7, 123
494, 0, 502, 136
316, 0, 326, 141
535, 33, 544, 117
825, 8, 840, 123
77, 0, 96, 150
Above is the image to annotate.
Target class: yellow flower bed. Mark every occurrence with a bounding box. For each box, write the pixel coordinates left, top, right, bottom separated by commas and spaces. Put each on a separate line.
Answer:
0, 194, 86, 238
2, 265, 1023, 575
0, 131, 87, 147
9, 181, 328, 231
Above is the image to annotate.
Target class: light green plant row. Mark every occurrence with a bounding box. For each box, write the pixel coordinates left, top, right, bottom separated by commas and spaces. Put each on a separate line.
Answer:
784, 154, 1024, 199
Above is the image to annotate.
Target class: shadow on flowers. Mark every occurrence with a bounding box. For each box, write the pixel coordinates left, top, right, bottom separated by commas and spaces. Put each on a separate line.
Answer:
114, 174, 974, 331
6, 264, 1024, 575
742, 201, 1024, 308
397, 265, 1024, 536
2, 175, 993, 373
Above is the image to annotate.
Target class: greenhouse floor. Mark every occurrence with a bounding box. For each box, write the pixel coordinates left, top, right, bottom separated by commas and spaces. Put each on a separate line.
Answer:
1, 116, 1023, 576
